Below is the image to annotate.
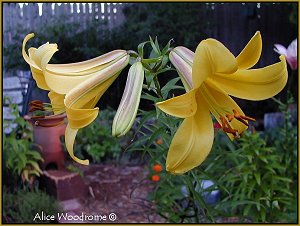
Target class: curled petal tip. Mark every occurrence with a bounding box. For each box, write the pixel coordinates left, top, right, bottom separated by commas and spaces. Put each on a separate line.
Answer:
279, 55, 286, 61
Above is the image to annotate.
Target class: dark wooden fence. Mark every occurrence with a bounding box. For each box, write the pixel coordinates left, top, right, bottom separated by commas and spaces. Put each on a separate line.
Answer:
203, 3, 297, 67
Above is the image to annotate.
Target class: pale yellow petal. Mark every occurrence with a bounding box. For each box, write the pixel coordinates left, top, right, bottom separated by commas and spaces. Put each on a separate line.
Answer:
22, 33, 39, 69
65, 124, 89, 165
156, 88, 198, 118
46, 50, 127, 73
166, 92, 214, 174
66, 107, 99, 129
48, 91, 65, 115
193, 39, 237, 88
213, 55, 288, 100
236, 31, 262, 69
46, 55, 129, 95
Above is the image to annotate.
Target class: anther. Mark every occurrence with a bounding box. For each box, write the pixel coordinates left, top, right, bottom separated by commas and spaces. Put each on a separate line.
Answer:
220, 116, 239, 137
226, 114, 234, 122
233, 109, 256, 126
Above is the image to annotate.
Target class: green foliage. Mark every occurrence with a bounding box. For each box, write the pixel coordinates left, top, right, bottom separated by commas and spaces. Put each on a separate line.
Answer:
3, 97, 43, 186
73, 109, 122, 163
3, 187, 61, 223
220, 132, 293, 222
205, 128, 296, 223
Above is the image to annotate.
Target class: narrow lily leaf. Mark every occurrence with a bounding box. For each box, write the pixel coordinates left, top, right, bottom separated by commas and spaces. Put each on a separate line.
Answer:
112, 62, 144, 137
138, 41, 150, 58
162, 38, 174, 55
161, 77, 181, 98
142, 56, 162, 64
149, 36, 161, 55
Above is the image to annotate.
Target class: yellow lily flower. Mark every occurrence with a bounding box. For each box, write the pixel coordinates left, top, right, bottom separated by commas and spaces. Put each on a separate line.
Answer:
156, 31, 288, 174
22, 33, 130, 165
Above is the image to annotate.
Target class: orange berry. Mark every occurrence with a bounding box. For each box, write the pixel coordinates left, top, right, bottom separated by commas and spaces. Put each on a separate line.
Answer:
156, 138, 163, 145
153, 164, 163, 173
151, 175, 160, 182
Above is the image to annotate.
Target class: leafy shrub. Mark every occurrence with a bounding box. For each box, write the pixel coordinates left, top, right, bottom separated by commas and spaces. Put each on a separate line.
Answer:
3, 187, 61, 223
205, 129, 296, 223
3, 97, 43, 188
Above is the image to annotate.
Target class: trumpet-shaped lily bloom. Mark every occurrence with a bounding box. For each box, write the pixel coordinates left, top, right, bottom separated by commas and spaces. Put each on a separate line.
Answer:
157, 31, 288, 174
112, 61, 144, 137
22, 33, 129, 165
274, 39, 297, 70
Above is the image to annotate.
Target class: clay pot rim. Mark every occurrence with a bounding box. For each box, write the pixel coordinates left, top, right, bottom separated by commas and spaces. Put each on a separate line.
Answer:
24, 113, 67, 122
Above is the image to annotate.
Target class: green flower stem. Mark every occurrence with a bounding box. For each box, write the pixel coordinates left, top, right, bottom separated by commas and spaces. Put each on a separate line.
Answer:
153, 74, 163, 98
287, 69, 295, 92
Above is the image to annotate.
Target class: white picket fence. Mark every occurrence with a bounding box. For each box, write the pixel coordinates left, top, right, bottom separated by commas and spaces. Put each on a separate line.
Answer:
3, 3, 128, 45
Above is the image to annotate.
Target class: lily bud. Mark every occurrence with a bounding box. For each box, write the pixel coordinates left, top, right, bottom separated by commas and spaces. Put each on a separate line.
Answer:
112, 61, 144, 137
169, 46, 194, 91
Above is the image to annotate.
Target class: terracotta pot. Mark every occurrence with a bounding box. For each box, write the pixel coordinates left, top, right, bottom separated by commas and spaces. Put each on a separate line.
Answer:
24, 113, 67, 170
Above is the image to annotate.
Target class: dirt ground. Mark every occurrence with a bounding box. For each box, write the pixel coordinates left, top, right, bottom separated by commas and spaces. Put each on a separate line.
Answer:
68, 163, 165, 223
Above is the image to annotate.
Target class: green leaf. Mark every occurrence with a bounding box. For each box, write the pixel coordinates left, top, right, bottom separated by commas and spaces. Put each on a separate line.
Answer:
162, 38, 174, 55
142, 56, 163, 64
137, 41, 150, 58
254, 172, 261, 185
149, 36, 161, 55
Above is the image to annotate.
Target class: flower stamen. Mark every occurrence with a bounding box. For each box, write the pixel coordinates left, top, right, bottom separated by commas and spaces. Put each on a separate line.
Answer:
233, 109, 256, 126
220, 116, 239, 137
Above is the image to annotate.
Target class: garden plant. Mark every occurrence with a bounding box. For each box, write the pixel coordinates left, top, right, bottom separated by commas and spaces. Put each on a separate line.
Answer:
18, 27, 297, 224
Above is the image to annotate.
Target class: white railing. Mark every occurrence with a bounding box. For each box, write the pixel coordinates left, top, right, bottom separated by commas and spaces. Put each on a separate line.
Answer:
3, 3, 128, 44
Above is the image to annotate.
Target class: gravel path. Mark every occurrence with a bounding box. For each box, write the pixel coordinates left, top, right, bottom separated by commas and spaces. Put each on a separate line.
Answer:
61, 164, 165, 223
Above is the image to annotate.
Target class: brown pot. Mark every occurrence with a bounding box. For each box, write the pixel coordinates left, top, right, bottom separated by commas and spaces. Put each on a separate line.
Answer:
24, 113, 67, 170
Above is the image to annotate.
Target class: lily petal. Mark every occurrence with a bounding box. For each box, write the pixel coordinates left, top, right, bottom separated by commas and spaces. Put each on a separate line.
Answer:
27, 47, 51, 90
201, 81, 248, 139
236, 31, 262, 69
65, 124, 89, 165
193, 39, 237, 88
45, 54, 128, 95
48, 91, 65, 115
213, 55, 288, 100
166, 92, 214, 174
156, 88, 198, 118
287, 39, 297, 58
47, 50, 127, 73
274, 44, 287, 56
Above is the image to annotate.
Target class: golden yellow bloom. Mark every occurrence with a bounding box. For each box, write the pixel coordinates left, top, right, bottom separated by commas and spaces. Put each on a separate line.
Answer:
22, 33, 129, 165
157, 32, 288, 174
